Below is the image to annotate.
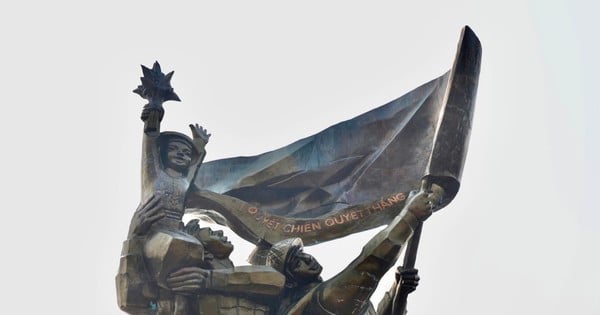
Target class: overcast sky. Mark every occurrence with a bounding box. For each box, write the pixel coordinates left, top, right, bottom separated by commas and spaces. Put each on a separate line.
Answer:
1, 1, 598, 314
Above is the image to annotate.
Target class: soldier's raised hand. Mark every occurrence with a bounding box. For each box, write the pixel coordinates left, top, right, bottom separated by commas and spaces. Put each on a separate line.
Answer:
406, 183, 445, 222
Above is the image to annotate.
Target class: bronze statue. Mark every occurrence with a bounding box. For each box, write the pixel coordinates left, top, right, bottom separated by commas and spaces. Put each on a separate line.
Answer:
118, 62, 289, 315
117, 26, 481, 315
134, 62, 211, 313
117, 196, 286, 315
118, 183, 441, 314
264, 184, 443, 314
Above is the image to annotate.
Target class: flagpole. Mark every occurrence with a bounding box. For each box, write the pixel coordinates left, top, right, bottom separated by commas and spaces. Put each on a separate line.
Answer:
391, 222, 422, 315
391, 178, 430, 315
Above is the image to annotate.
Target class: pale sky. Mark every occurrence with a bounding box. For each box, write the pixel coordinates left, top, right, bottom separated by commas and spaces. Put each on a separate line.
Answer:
1, 1, 598, 314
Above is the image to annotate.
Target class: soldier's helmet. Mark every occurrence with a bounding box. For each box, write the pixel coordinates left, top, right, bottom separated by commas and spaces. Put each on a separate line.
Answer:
266, 238, 303, 274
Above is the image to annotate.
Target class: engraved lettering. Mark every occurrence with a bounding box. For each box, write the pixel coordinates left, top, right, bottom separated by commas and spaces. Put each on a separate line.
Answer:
334, 216, 344, 225
311, 222, 322, 231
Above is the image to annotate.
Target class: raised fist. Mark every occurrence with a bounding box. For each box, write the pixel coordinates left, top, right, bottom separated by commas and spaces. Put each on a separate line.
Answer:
406, 183, 445, 222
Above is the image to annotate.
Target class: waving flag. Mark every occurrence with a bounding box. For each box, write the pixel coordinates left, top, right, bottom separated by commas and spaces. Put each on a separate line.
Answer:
186, 26, 481, 246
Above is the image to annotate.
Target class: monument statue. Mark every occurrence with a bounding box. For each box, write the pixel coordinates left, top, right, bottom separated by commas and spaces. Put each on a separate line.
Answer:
117, 26, 481, 314
263, 184, 443, 315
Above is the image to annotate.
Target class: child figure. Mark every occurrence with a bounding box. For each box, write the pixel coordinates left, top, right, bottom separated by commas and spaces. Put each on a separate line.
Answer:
140, 108, 209, 288
133, 62, 210, 314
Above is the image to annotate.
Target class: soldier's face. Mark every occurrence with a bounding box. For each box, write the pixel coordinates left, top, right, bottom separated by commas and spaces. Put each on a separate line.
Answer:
166, 140, 192, 171
197, 228, 234, 259
290, 251, 322, 282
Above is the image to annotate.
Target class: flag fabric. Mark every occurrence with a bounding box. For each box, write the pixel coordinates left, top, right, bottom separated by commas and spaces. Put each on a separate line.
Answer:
186, 27, 481, 246
187, 73, 450, 245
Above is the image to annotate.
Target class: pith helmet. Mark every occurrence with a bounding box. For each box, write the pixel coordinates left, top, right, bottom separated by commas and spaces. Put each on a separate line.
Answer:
266, 238, 303, 273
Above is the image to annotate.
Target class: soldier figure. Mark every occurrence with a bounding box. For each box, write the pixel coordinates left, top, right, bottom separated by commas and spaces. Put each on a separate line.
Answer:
117, 197, 285, 315
264, 185, 443, 314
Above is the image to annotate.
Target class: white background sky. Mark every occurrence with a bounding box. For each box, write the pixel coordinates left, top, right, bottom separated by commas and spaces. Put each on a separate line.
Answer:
1, 1, 598, 314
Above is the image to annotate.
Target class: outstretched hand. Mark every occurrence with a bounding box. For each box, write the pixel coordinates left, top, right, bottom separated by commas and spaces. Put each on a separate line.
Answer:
128, 194, 164, 238
406, 183, 445, 222
166, 267, 211, 293
189, 123, 211, 144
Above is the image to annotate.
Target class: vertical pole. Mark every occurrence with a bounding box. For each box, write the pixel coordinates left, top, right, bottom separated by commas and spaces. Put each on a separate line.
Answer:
391, 223, 423, 315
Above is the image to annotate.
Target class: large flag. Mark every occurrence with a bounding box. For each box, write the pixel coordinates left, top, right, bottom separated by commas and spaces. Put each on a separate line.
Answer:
186, 26, 481, 246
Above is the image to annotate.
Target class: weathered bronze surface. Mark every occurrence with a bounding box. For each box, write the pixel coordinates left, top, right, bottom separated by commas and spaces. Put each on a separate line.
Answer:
186, 27, 481, 247
117, 26, 481, 314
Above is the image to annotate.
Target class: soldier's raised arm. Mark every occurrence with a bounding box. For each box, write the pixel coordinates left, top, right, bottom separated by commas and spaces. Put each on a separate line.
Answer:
289, 185, 444, 315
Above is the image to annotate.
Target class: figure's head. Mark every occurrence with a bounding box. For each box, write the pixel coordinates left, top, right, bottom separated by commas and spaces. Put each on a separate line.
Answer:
266, 238, 322, 287
185, 220, 234, 259
196, 227, 234, 259
158, 132, 198, 173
